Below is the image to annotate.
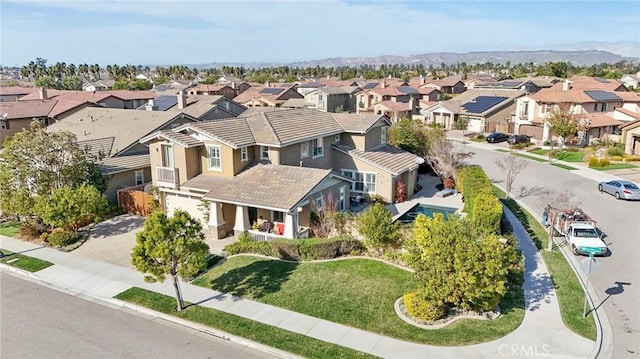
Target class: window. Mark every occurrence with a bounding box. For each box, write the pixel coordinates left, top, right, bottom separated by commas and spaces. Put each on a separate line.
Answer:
601, 102, 607, 112
318, 93, 324, 107
334, 134, 340, 143
261, 146, 270, 160
206, 145, 222, 171
380, 126, 387, 144
339, 186, 346, 211
134, 170, 144, 185
273, 211, 284, 223
544, 104, 552, 113
241, 146, 248, 162
312, 138, 323, 158
315, 196, 324, 211
161, 144, 174, 168
342, 170, 377, 194
300, 141, 309, 158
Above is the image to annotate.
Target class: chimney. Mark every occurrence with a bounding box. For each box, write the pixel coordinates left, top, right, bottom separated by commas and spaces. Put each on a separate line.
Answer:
420, 75, 426, 85
562, 80, 570, 92
265, 81, 271, 87
177, 91, 187, 109
381, 79, 387, 88
299, 160, 303, 167
145, 99, 156, 111
230, 81, 236, 90
39, 87, 47, 100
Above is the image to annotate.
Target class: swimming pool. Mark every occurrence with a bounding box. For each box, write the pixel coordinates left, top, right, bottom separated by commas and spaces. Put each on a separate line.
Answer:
396, 204, 458, 223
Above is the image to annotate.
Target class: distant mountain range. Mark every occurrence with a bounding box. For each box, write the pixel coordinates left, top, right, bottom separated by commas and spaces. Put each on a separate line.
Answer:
192, 41, 639, 69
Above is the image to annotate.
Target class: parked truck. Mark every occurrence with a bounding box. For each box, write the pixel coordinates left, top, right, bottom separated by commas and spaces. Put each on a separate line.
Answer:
547, 207, 607, 256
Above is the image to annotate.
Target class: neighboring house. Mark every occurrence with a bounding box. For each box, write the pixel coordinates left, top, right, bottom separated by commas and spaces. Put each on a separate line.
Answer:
233, 84, 303, 107
620, 119, 640, 155
139, 109, 421, 240
621, 72, 640, 91
356, 86, 421, 122
47, 106, 198, 203
423, 89, 524, 132
319, 79, 359, 87
187, 84, 236, 99
82, 80, 115, 92
296, 81, 326, 95
304, 86, 360, 112
280, 98, 314, 109
473, 79, 548, 94
19, 88, 156, 109
0, 86, 37, 102
513, 79, 640, 142
138, 92, 247, 120
423, 76, 466, 94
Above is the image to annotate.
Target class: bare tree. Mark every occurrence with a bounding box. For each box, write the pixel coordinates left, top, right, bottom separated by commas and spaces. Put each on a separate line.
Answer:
311, 191, 346, 238
494, 153, 528, 199
538, 190, 583, 251
426, 128, 474, 181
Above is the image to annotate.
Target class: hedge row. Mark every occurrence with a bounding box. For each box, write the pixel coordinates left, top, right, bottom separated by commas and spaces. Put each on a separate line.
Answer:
456, 165, 502, 235
224, 236, 365, 261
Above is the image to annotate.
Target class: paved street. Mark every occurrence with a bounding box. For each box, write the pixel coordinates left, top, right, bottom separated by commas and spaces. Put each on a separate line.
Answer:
0, 272, 279, 359
461, 142, 640, 358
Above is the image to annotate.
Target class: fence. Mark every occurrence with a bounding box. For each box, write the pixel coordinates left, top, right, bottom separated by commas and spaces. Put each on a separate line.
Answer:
117, 183, 154, 216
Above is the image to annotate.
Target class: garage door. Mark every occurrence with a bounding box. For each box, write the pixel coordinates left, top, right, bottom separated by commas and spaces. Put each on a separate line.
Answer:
518, 125, 544, 140
468, 119, 483, 133
165, 193, 205, 223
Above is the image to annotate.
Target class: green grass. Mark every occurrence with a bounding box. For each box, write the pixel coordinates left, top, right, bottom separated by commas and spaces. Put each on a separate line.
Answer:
0, 221, 21, 237
193, 256, 524, 346
492, 186, 597, 340
552, 151, 585, 162
0, 249, 53, 272
511, 153, 548, 162
551, 163, 579, 170
495, 149, 510, 153
529, 148, 549, 156
116, 287, 377, 359
591, 163, 637, 171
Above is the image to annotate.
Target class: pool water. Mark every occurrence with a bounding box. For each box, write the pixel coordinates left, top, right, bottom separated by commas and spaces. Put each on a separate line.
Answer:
397, 204, 458, 223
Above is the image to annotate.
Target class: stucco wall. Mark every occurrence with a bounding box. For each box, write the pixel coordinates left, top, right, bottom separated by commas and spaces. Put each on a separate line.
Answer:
332, 150, 393, 202
105, 167, 151, 203
278, 135, 334, 169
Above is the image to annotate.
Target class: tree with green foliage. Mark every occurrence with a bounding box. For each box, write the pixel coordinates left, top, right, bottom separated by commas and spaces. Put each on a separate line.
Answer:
61, 75, 83, 90
34, 184, 109, 231
131, 210, 210, 311
387, 117, 430, 157
411, 214, 519, 314
112, 79, 131, 90
545, 106, 586, 147
453, 117, 470, 137
35, 74, 59, 89
357, 202, 399, 251
153, 75, 170, 85
0, 121, 105, 219
132, 79, 153, 90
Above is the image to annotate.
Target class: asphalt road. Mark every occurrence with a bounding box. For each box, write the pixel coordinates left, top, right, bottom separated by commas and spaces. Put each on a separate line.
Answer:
0, 273, 279, 359
463, 144, 640, 358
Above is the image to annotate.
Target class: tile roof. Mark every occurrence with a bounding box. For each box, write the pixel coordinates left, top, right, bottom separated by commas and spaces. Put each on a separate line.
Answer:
19, 89, 156, 102
319, 86, 355, 95
183, 164, 335, 211
426, 76, 464, 87
47, 107, 192, 156
332, 143, 420, 175
377, 100, 413, 112
77, 137, 115, 158
281, 98, 313, 108
189, 118, 258, 148
615, 108, 640, 120
99, 154, 150, 174
189, 84, 230, 92
0, 99, 57, 119
583, 113, 623, 128
620, 119, 640, 130
331, 113, 386, 133
257, 108, 342, 145
139, 130, 203, 148
562, 76, 626, 91
0, 86, 38, 96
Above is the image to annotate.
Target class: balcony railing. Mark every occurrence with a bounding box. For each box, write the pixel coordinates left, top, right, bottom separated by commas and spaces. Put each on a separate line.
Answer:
156, 166, 179, 187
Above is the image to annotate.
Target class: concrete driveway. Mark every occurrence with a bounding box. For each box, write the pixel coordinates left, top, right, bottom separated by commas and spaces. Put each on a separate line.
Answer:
73, 214, 145, 269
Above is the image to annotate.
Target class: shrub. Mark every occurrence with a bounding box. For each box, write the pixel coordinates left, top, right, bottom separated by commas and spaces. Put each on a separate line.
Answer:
223, 236, 363, 260
588, 156, 599, 167
403, 291, 446, 321
43, 229, 81, 247
238, 231, 252, 243
625, 155, 640, 162
357, 203, 399, 250
543, 140, 552, 146
471, 191, 503, 235
510, 143, 529, 150
607, 146, 625, 157
611, 155, 623, 161
475, 134, 485, 140
271, 240, 303, 260
224, 241, 274, 256
599, 158, 610, 167
19, 218, 50, 240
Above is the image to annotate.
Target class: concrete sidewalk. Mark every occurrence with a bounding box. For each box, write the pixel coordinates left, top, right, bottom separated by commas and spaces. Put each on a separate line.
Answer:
1, 204, 595, 359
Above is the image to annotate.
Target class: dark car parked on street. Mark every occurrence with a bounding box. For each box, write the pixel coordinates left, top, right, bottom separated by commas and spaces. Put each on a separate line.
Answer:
486, 132, 510, 143
508, 134, 531, 145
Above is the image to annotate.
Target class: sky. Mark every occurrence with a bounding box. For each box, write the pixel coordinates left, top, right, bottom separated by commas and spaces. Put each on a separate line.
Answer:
1, 0, 639, 67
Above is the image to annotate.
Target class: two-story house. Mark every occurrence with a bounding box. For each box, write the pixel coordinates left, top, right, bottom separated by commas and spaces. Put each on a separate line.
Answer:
187, 84, 237, 99
303, 86, 360, 112
233, 84, 303, 107
423, 76, 466, 94
139, 108, 421, 240
514, 79, 639, 143
356, 86, 421, 122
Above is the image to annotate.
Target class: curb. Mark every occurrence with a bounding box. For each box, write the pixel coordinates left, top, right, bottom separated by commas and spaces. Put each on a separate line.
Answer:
0, 263, 301, 359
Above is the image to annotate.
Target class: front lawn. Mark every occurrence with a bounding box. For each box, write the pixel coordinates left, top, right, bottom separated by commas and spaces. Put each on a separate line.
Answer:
492, 187, 596, 340
116, 288, 376, 359
592, 163, 637, 171
552, 151, 585, 162
193, 256, 524, 346
529, 148, 549, 156
0, 249, 53, 272
552, 163, 579, 170
0, 221, 21, 237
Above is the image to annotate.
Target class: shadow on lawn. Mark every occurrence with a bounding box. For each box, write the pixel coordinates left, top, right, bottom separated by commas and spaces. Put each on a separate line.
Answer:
207, 259, 298, 299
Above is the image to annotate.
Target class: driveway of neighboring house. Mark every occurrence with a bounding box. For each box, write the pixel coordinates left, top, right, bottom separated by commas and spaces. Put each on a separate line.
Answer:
73, 214, 145, 269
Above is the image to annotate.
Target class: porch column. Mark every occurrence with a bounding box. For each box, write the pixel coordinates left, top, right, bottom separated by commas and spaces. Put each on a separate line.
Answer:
233, 205, 249, 235
542, 121, 551, 143
284, 213, 298, 239
208, 201, 224, 227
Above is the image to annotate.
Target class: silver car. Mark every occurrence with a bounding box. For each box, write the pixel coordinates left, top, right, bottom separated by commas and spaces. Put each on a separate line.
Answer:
598, 180, 640, 200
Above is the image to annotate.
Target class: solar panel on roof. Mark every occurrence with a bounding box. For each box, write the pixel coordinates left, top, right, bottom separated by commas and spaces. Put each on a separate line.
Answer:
594, 77, 610, 83
500, 80, 522, 87
154, 95, 179, 111
260, 88, 285, 95
362, 82, 378, 89
398, 86, 419, 94
461, 96, 509, 114
584, 90, 621, 101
